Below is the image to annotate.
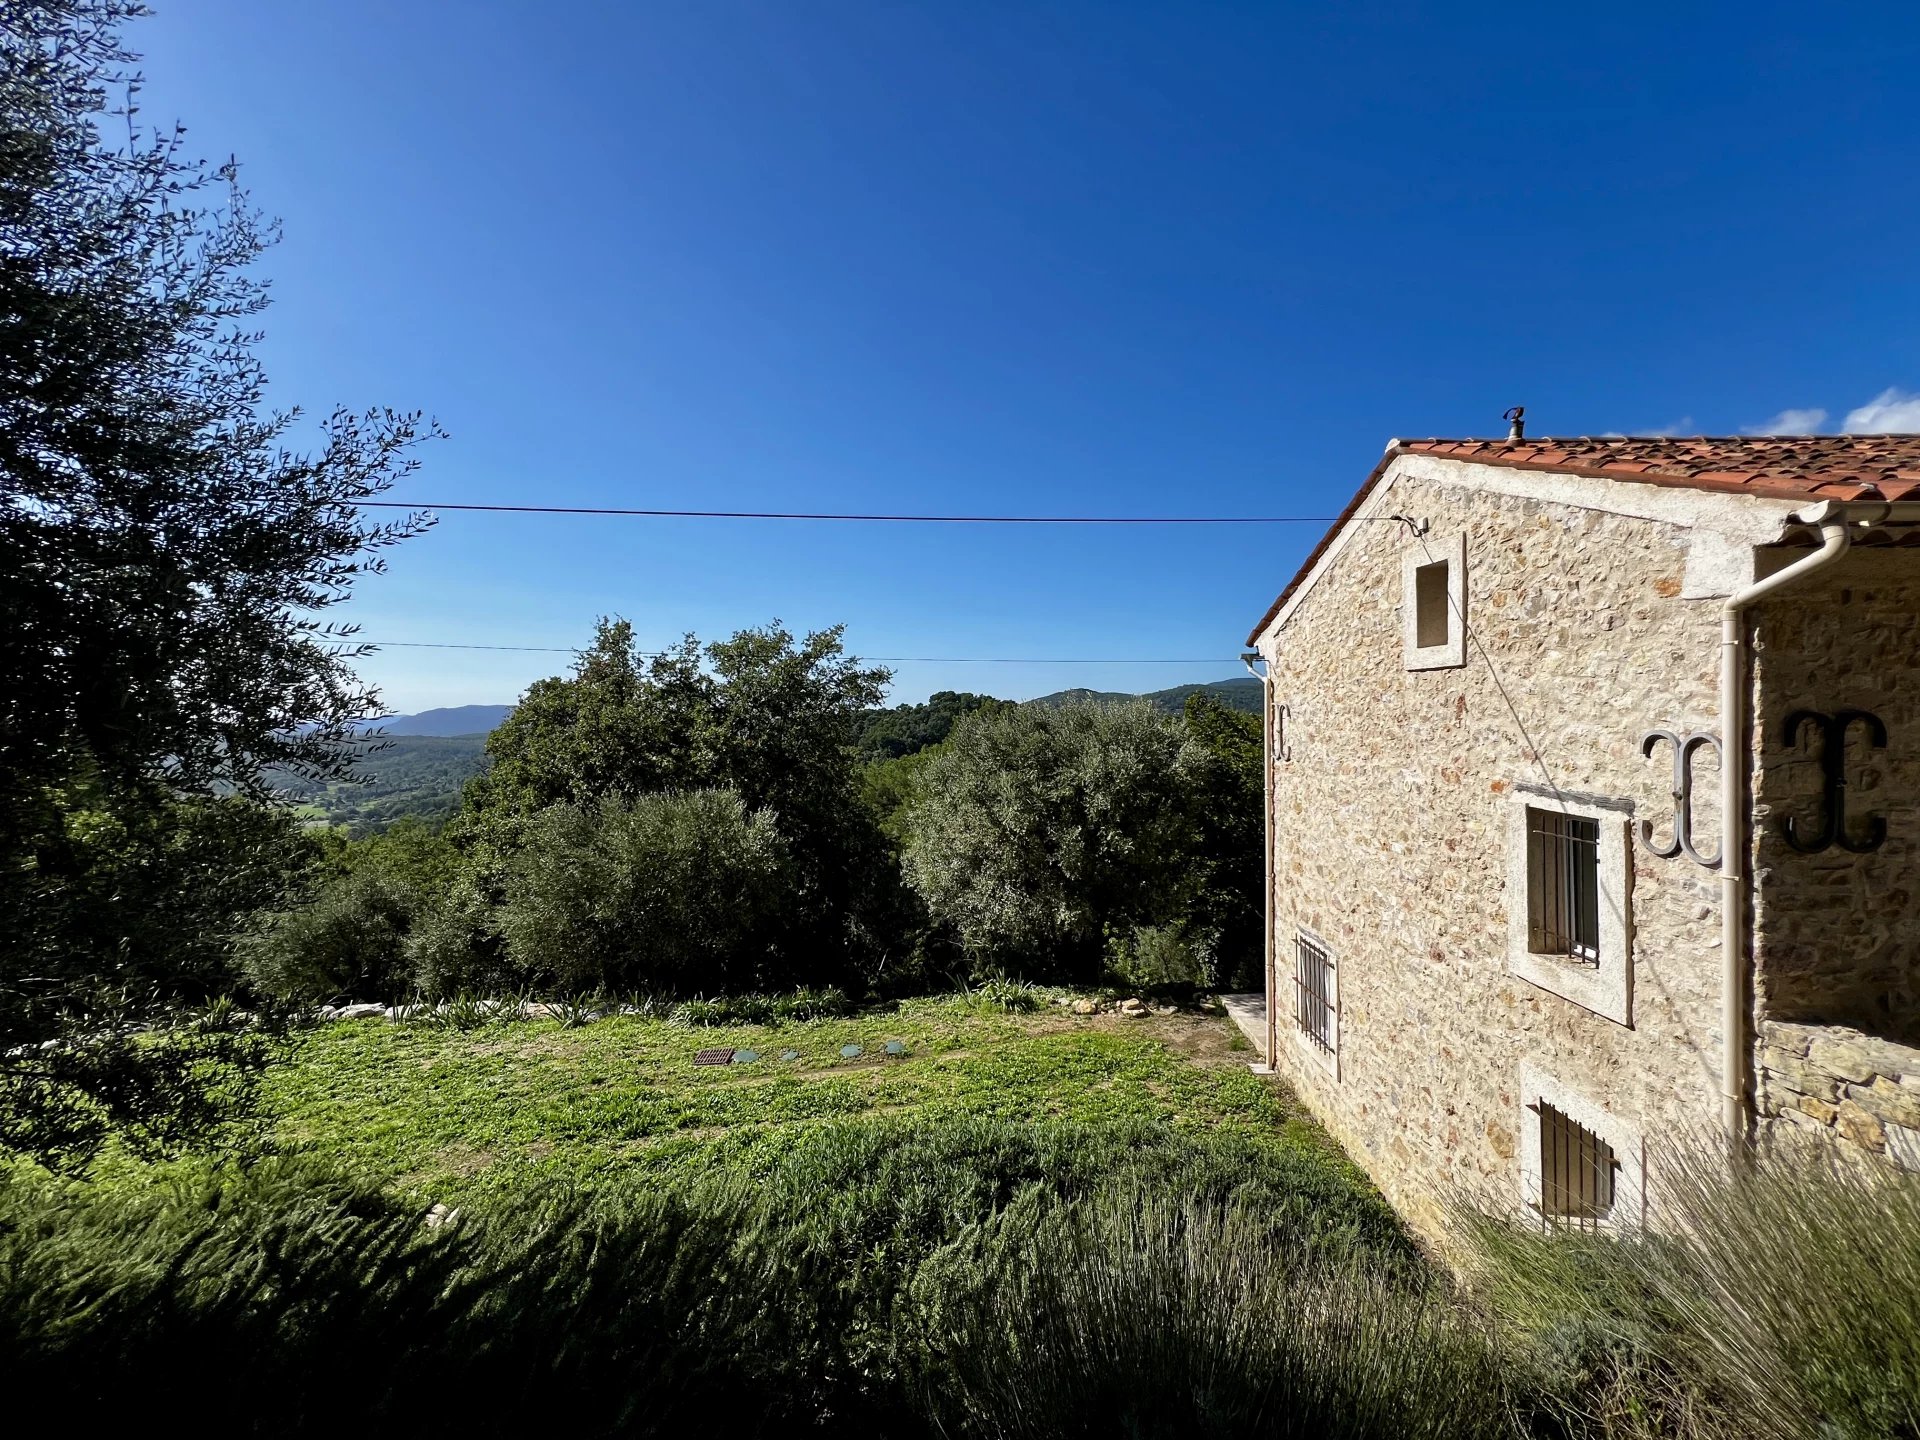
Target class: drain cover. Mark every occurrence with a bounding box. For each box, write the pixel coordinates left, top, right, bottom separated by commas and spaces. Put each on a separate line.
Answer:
693, 1047, 736, 1066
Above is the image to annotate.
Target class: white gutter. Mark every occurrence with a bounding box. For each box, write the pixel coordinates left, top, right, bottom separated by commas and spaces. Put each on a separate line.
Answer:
1242, 652, 1277, 1067
1718, 504, 1854, 1142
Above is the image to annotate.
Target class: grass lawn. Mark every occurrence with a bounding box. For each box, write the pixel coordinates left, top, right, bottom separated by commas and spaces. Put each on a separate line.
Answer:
255, 993, 1350, 1204
9, 996, 1486, 1435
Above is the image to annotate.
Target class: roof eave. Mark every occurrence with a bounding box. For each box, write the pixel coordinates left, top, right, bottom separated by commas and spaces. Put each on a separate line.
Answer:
1244, 441, 1404, 648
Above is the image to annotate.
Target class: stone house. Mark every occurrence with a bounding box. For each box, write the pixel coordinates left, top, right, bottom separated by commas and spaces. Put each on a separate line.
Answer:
1241, 432, 1920, 1236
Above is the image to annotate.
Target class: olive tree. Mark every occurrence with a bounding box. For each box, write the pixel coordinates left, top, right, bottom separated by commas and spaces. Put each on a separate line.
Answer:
901, 702, 1203, 982
494, 790, 794, 996
0, 1, 435, 1167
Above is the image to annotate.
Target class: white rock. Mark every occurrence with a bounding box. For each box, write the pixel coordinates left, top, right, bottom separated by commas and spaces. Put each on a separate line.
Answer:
335, 1003, 387, 1021
1888, 1124, 1920, 1173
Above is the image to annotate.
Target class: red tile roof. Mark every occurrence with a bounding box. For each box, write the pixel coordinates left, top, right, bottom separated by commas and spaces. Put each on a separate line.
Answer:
1245, 434, 1920, 646
1401, 435, 1920, 504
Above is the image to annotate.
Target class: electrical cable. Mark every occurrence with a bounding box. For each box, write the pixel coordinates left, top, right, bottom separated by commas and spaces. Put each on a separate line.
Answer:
358, 500, 1340, 524
355, 639, 1244, 664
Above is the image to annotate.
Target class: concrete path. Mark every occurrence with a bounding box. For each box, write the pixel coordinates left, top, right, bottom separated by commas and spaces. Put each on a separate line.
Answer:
1219, 992, 1267, 1063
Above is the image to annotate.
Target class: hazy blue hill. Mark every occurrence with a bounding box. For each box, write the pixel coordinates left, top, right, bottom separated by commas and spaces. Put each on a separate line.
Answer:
1028, 676, 1260, 716
365, 704, 514, 736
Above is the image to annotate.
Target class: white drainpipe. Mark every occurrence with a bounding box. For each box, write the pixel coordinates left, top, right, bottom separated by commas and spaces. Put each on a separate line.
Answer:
1242, 651, 1276, 1066
1718, 505, 1853, 1142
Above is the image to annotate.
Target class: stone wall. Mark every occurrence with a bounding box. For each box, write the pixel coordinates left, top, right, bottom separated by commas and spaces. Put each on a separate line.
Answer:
1758, 1019, 1920, 1171
1751, 549, 1920, 1048
1256, 461, 1735, 1235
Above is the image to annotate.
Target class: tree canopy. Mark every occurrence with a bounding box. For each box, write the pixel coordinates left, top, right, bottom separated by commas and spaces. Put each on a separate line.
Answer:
0, 0, 435, 1167
454, 618, 904, 989
855, 691, 1008, 763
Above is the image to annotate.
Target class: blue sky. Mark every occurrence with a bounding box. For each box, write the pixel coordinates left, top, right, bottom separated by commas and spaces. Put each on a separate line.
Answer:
135, 1, 1920, 712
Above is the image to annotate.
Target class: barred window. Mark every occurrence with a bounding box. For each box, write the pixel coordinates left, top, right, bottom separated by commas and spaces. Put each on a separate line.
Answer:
1526, 807, 1600, 965
1535, 1101, 1617, 1232
1293, 931, 1336, 1056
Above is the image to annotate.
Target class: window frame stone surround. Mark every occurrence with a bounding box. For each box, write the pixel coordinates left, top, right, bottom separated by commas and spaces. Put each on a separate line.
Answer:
1506, 782, 1635, 1027
1519, 1064, 1647, 1230
1401, 530, 1467, 671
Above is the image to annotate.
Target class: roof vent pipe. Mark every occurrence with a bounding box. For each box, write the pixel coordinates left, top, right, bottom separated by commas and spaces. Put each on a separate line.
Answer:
1504, 405, 1526, 442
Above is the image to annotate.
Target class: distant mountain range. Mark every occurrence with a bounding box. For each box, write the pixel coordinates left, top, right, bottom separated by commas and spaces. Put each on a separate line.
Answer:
361, 704, 515, 737
363, 679, 1259, 739
1029, 677, 1261, 715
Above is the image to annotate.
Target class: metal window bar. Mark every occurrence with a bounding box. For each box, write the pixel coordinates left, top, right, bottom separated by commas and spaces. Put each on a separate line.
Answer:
1535, 1101, 1616, 1233
1526, 808, 1600, 966
1293, 932, 1336, 1054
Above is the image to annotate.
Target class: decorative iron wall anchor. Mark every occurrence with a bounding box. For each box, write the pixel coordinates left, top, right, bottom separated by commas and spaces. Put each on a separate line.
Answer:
1274, 702, 1293, 763
1639, 730, 1723, 867
1779, 709, 1888, 855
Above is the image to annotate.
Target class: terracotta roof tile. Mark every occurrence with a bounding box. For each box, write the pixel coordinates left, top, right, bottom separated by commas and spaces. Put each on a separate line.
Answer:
1246, 433, 1920, 645
1399, 434, 1920, 503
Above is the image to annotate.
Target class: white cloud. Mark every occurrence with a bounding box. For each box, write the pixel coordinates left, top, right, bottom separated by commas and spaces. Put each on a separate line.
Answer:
1843, 388, 1920, 434
1743, 407, 1829, 435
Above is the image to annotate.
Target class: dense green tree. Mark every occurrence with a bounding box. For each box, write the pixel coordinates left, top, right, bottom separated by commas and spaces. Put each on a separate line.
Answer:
236, 869, 416, 1005
461, 619, 904, 988
495, 790, 794, 996
0, 1, 434, 1167
859, 741, 950, 845
241, 819, 461, 1003
899, 697, 1266, 987
1178, 692, 1265, 989
855, 691, 1009, 762
902, 702, 1202, 981
467, 623, 712, 816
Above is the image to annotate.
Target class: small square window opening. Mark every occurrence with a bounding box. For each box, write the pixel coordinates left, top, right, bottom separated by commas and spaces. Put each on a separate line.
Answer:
1414, 560, 1450, 648
1535, 1100, 1617, 1233
1401, 533, 1466, 670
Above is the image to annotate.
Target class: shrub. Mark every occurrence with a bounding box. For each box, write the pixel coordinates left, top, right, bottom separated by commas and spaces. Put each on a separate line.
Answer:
241, 819, 469, 1004
1466, 1138, 1920, 1440
494, 789, 795, 995
405, 885, 511, 997
1107, 922, 1206, 990
237, 870, 417, 1002
667, 988, 855, 1027
910, 1187, 1518, 1440
0, 1161, 789, 1435
970, 977, 1042, 1013
0, 1118, 1497, 1437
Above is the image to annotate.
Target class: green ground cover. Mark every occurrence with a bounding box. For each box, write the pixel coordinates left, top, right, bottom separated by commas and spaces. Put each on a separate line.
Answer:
253, 995, 1337, 1203
15, 996, 1910, 1436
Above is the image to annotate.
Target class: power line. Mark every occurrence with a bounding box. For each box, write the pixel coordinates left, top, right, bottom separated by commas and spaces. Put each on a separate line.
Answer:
359, 500, 1340, 524
357, 639, 1243, 664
